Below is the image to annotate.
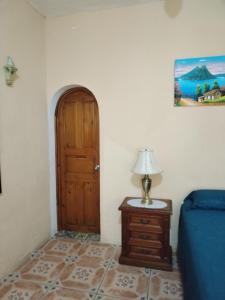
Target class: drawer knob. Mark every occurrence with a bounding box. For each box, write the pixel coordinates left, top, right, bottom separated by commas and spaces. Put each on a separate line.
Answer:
140, 219, 149, 224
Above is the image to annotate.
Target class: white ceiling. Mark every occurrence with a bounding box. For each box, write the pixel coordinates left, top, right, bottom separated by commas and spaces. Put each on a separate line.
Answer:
28, 0, 161, 17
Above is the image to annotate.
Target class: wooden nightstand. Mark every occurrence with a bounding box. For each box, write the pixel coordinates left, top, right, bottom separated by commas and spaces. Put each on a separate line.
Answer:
119, 197, 173, 271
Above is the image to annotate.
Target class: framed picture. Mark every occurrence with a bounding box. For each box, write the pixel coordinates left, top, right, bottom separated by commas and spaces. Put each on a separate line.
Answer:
174, 55, 225, 106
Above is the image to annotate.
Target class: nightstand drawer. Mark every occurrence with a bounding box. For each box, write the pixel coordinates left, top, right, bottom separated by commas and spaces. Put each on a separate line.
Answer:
129, 223, 163, 234
128, 237, 162, 248
129, 246, 161, 258
130, 231, 163, 241
130, 214, 163, 226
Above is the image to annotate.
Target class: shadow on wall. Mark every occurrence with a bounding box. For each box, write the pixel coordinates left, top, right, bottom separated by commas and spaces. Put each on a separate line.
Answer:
163, 0, 182, 18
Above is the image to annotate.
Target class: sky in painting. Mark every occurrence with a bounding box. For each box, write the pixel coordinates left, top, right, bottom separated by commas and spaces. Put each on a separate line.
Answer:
175, 55, 225, 78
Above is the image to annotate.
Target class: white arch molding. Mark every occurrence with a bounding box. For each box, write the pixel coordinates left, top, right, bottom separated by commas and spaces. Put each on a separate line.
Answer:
48, 84, 85, 235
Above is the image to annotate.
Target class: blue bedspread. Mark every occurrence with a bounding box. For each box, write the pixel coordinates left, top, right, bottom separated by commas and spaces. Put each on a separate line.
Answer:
178, 198, 225, 300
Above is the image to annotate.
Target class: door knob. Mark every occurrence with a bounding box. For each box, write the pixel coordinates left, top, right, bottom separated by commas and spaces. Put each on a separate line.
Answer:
94, 164, 100, 171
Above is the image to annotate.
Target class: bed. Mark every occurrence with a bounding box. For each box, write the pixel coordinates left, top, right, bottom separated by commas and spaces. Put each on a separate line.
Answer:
178, 190, 225, 300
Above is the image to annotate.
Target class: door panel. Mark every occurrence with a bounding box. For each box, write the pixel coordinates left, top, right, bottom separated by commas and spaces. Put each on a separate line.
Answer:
65, 156, 94, 174
65, 182, 81, 225
84, 181, 99, 226
56, 88, 100, 233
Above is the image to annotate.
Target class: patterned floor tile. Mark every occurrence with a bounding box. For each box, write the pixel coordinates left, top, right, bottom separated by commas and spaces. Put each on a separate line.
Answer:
18, 255, 66, 283
86, 233, 101, 241
0, 280, 44, 300
0, 272, 21, 286
41, 287, 95, 300
55, 231, 100, 241
98, 260, 150, 300
56, 231, 89, 241
0, 237, 183, 300
59, 260, 107, 294
40, 238, 84, 257
148, 270, 183, 300
110, 245, 121, 262
77, 241, 116, 268
79, 242, 116, 259
95, 295, 131, 300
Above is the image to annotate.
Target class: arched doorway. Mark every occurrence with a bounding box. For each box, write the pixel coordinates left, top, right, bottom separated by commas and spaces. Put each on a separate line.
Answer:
55, 87, 100, 233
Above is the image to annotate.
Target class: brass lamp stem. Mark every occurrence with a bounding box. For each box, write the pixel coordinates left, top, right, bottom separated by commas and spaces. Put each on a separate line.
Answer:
141, 175, 152, 205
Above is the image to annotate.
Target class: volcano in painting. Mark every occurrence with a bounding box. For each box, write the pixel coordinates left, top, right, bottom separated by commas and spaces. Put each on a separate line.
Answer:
174, 55, 225, 106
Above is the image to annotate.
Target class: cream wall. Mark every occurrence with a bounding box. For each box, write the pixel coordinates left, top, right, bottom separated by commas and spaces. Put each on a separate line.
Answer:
46, 0, 225, 249
0, 0, 50, 277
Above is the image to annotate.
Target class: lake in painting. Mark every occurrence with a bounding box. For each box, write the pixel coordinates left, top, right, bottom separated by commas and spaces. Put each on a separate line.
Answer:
174, 55, 225, 106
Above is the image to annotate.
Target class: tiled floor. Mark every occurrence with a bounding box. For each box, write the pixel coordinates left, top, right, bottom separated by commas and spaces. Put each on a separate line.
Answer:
0, 237, 183, 300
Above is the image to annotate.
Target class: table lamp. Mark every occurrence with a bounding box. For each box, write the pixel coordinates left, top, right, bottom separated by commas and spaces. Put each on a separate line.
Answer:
133, 148, 162, 205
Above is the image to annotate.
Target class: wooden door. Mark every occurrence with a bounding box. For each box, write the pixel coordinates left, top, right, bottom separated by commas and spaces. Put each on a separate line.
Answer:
56, 87, 100, 233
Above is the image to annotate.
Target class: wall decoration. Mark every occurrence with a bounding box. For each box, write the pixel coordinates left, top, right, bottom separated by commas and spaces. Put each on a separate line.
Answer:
174, 55, 225, 106
4, 56, 18, 86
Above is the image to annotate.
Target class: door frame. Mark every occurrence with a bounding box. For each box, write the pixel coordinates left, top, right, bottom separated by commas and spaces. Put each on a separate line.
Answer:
48, 85, 100, 236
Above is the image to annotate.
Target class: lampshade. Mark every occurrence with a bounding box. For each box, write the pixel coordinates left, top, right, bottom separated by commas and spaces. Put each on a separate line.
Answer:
133, 149, 162, 175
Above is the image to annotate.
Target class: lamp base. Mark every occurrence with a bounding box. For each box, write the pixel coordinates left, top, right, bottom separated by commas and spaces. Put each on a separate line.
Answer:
141, 175, 152, 205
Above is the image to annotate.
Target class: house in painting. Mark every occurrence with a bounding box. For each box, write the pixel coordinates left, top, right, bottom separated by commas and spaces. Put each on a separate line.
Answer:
198, 87, 225, 102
